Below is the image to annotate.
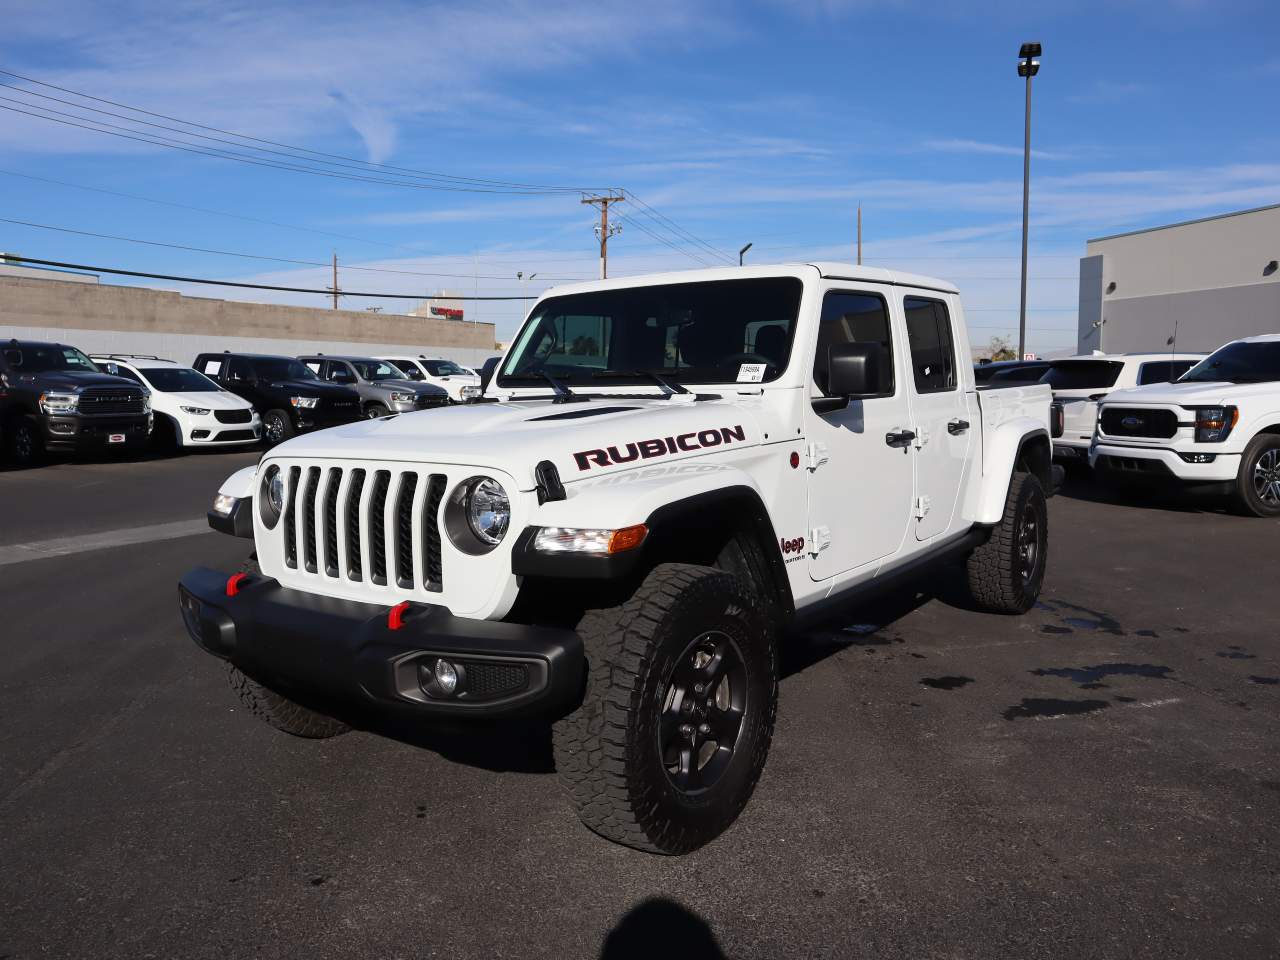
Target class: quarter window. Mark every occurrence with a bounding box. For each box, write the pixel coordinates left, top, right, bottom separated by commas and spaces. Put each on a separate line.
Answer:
904, 297, 957, 394
813, 291, 894, 396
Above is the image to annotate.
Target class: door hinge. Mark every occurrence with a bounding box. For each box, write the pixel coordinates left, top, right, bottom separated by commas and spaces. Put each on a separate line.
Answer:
912, 426, 929, 449
913, 495, 932, 519
806, 441, 829, 471
808, 526, 831, 556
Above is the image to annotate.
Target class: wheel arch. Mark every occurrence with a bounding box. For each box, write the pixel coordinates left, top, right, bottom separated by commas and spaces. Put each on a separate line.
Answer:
968, 421, 1053, 525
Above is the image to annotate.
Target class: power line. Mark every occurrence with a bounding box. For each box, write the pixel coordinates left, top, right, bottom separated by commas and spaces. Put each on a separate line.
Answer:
0, 67, 610, 194
1, 255, 537, 300
0, 216, 588, 281
612, 213, 713, 267
622, 191, 734, 264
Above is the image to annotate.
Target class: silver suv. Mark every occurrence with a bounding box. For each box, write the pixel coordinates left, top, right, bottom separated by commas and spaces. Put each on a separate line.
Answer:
299, 355, 449, 419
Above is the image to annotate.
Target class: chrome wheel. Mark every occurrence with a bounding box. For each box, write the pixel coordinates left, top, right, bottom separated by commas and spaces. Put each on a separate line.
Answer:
14, 423, 34, 462
1253, 449, 1280, 505
658, 630, 748, 795
264, 413, 285, 444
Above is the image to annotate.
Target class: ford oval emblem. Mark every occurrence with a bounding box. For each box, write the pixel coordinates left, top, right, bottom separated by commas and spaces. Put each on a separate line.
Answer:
1121, 416, 1143, 428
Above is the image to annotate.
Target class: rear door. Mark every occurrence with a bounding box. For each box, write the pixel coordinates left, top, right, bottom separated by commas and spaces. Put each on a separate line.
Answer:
221, 357, 257, 404
902, 294, 974, 541
803, 287, 914, 580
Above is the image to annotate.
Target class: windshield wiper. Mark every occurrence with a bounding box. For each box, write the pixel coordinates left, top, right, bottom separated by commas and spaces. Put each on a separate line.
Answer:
502, 371, 586, 403
592, 369, 690, 395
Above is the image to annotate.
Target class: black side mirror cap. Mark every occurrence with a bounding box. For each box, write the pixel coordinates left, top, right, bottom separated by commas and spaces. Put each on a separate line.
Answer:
814, 342, 886, 412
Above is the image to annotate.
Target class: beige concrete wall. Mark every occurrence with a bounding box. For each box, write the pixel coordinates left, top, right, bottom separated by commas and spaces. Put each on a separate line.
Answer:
0, 274, 496, 351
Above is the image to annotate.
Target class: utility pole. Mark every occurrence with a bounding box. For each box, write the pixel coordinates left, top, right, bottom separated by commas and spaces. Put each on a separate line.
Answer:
581, 192, 624, 279
1017, 42, 1042, 360
857, 205, 862, 266
327, 252, 341, 310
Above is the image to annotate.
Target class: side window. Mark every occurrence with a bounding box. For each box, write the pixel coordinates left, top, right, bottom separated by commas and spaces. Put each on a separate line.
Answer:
903, 297, 957, 394
227, 358, 250, 381
813, 291, 894, 396
1138, 360, 1196, 385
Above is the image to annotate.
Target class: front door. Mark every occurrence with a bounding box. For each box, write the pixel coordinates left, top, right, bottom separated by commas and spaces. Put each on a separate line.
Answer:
902, 294, 973, 541
803, 288, 915, 580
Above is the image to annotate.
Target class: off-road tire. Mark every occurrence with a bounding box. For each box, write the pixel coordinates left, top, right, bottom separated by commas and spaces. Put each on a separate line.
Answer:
552, 563, 777, 854
6, 415, 44, 467
225, 556, 350, 739
1233, 434, 1280, 518
262, 409, 294, 446
965, 471, 1048, 614
365, 402, 389, 420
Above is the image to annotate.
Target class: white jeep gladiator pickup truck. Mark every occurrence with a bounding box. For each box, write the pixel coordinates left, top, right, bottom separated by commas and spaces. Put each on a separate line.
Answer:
180, 263, 1058, 854
1091, 334, 1280, 517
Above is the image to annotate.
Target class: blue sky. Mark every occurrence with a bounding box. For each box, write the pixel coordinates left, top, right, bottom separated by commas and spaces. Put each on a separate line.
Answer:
1, 0, 1277, 350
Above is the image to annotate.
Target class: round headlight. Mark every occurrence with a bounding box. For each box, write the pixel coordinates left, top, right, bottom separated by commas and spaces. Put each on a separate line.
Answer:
259, 465, 285, 528
466, 478, 510, 545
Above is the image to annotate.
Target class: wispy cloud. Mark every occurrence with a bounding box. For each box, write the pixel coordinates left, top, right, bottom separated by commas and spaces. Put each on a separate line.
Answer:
925, 138, 1068, 161
1067, 80, 1153, 104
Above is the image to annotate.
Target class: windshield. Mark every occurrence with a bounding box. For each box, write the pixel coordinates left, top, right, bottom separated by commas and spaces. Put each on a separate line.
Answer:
139, 367, 221, 393
353, 360, 407, 381
1040, 360, 1123, 390
1179, 341, 1280, 384
252, 358, 318, 381
423, 359, 469, 377
3, 344, 99, 373
499, 277, 804, 388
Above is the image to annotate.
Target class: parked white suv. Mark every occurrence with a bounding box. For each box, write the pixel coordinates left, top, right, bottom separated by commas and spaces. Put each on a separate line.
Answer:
1091, 335, 1280, 516
180, 263, 1058, 854
378, 355, 481, 402
92, 355, 260, 449
1041, 352, 1202, 461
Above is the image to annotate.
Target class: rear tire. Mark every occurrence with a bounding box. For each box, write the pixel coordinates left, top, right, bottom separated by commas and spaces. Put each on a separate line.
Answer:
553, 564, 777, 854
225, 556, 350, 739
1234, 434, 1280, 518
965, 471, 1048, 614
262, 409, 294, 446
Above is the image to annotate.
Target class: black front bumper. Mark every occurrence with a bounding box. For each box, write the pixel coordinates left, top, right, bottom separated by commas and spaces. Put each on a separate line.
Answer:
43, 415, 151, 452
178, 567, 584, 719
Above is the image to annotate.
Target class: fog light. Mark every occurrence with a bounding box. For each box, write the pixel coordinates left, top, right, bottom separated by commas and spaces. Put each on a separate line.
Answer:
1179, 452, 1217, 464
434, 659, 459, 695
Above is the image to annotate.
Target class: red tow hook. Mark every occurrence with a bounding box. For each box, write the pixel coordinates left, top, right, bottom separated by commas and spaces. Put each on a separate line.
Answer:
225, 572, 250, 597
388, 601, 412, 631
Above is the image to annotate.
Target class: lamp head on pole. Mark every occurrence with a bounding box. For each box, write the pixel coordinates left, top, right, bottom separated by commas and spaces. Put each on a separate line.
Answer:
1018, 41, 1042, 77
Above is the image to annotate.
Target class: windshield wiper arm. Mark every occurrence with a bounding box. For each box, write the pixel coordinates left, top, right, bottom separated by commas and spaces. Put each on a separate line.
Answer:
592, 369, 690, 395
504, 370, 586, 403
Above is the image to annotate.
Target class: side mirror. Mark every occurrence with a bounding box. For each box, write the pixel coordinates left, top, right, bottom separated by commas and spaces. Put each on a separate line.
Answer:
815, 342, 885, 412
479, 357, 501, 391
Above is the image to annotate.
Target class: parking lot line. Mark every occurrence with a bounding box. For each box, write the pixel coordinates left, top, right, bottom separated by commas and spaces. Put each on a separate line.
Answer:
0, 518, 210, 566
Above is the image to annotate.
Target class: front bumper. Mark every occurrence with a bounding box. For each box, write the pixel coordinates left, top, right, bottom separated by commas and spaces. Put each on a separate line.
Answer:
1090, 441, 1240, 483
177, 567, 584, 719
42, 415, 152, 452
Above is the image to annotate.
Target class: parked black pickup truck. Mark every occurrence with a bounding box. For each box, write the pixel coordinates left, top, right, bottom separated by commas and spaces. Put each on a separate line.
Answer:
1, 339, 152, 466
193, 352, 362, 445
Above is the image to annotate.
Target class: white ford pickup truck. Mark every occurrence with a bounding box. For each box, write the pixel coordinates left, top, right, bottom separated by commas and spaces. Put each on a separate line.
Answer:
1091, 334, 1280, 516
180, 263, 1059, 854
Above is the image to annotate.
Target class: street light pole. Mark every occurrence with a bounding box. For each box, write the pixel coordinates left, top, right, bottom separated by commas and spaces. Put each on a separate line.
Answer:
739, 242, 752, 265
1017, 41, 1041, 360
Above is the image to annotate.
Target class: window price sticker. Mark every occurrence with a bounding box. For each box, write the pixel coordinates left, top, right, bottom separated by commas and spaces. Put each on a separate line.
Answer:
736, 363, 767, 383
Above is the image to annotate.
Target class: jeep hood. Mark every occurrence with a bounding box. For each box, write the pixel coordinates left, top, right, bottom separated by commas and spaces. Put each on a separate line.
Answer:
269, 396, 765, 489
1103, 380, 1268, 406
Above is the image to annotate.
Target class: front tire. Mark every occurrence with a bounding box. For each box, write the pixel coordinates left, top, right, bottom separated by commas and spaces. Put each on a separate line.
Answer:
262, 409, 294, 446
6, 416, 44, 467
225, 557, 349, 739
1235, 434, 1280, 518
365, 402, 389, 420
553, 564, 777, 854
965, 471, 1048, 614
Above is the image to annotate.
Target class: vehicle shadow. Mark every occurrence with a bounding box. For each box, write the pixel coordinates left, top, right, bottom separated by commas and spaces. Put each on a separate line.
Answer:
600, 898, 726, 960
355, 711, 557, 775
1053, 463, 1234, 516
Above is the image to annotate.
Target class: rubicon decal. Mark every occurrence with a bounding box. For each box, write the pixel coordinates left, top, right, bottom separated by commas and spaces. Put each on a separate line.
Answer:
574, 425, 747, 471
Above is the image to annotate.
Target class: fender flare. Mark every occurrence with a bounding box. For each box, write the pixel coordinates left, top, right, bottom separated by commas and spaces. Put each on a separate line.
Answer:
969, 419, 1052, 524
218, 464, 258, 499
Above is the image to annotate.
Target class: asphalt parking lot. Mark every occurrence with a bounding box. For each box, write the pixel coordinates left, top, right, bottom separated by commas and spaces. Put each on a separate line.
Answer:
2, 453, 1277, 959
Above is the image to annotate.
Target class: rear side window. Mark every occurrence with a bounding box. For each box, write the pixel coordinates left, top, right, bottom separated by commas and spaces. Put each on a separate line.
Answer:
903, 297, 957, 394
386, 359, 424, 380
813, 291, 894, 396
1137, 360, 1197, 385
1041, 360, 1123, 390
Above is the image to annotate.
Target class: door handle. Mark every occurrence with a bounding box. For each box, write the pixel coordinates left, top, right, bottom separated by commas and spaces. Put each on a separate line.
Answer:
885, 429, 916, 448
947, 418, 970, 435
